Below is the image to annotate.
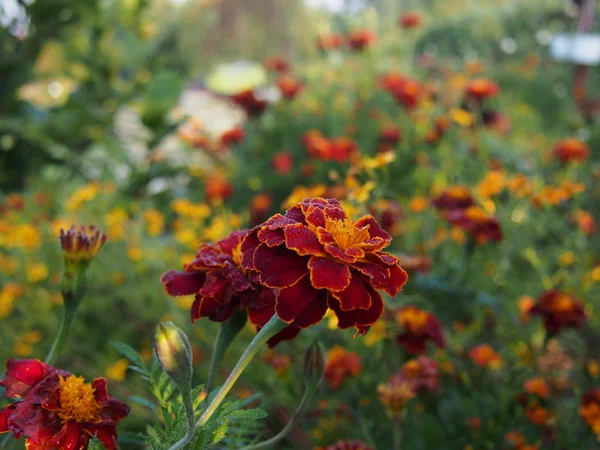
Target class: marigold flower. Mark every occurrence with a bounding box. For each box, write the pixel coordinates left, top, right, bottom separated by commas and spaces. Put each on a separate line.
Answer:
0, 359, 129, 450
465, 79, 499, 101
524, 377, 551, 399
399, 12, 421, 29
277, 76, 304, 100
368, 200, 404, 236
204, 177, 233, 204
59, 226, 107, 263
401, 356, 439, 392
324, 346, 362, 389
347, 29, 377, 51
264, 56, 289, 73
469, 344, 502, 369
572, 210, 596, 235
240, 198, 408, 345
377, 376, 416, 413
553, 138, 589, 163
272, 151, 294, 176
580, 387, 600, 440
324, 440, 374, 450
318, 33, 343, 51
431, 186, 474, 213
529, 290, 586, 334
220, 126, 245, 147
162, 230, 283, 340
446, 206, 503, 244
525, 405, 554, 426
231, 89, 268, 118
395, 306, 445, 354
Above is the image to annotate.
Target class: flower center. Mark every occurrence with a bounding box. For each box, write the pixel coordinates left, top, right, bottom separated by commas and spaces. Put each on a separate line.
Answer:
231, 242, 243, 269
398, 308, 429, 332
324, 218, 370, 250
57, 376, 102, 423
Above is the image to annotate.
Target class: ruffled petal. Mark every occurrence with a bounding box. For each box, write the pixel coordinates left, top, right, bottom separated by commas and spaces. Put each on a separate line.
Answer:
330, 273, 372, 311
1, 359, 55, 398
354, 215, 392, 243
161, 271, 206, 296
284, 224, 325, 256
254, 244, 309, 288
275, 275, 320, 324
328, 285, 384, 331
308, 256, 351, 292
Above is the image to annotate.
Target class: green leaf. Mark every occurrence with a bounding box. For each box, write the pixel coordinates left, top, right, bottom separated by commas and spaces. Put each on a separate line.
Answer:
226, 408, 268, 421
129, 395, 158, 412
88, 436, 106, 450
109, 341, 147, 371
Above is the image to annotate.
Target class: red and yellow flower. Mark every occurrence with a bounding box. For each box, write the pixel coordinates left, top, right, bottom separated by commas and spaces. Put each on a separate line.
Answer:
0, 359, 129, 450
395, 306, 445, 354
580, 387, 600, 440
399, 12, 422, 29
446, 206, 503, 244
277, 76, 304, 100
431, 186, 474, 213
469, 344, 502, 369
162, 230, 277, 332
528, 290, 586, 334
465, 79, 499, 101
231, 90, 268, 118
324, 346, 362, 389
347, 29, 377, 51
401, 356, 439, 392
377, 376, 416, 414
240, 198, 408, 345
59, 226, 106, 263
552, 138, 589, 164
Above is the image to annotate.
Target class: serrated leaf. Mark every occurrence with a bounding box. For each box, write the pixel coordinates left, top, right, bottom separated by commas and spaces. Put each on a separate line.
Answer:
129, 395, 157, 412
88, 436, 105, 450
226, 408, 268, 421
109, 341, 147, 371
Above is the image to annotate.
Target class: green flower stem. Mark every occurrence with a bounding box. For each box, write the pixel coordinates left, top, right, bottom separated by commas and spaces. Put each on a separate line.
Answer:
0, 434, 12, 449
237, 384, 315, 450
45, 299, 77, 365
206, 311, 247, 392
196, 315, 286, 428
167, 388, 196, 450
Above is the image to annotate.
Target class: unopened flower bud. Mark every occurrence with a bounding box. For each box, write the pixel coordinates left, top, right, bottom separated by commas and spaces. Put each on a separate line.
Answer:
303, 341, 325, 389
154, 322, 193, 387
59, 226, 106, 264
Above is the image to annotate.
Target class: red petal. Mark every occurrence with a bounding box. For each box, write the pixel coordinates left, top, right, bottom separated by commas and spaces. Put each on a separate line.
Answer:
267, 326, 302, 348
304, 207, 326, 228
92, 378, 109, 404
328, 285, 384, 330
198, 274, 228, 298
381, 264, 408, 297
50, 422, 80, 450
323, 205, 347, 221
351, 260, 390, 287
254, 244, 309, 288
275, 275, 320, 324
102, 399, 130, 423
257, 227, 285, 247
308, 256, 351, 292
292, 291, 328, 328
0, 404, 16, 432
331, 274, 372, 311
354, 215, 391, 243
247, 304, 276, 327
284, 224, 325, 256
1, 359, 54, 398
324, 244, 356, 263
240, 229, 261, 270
161, 271, 206, 296
283, 205, 306, 223
217, 230, 247, 254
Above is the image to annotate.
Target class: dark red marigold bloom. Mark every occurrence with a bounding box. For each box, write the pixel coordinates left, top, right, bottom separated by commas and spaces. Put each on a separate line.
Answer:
324, 346, 362, 389
401, 356, 439, 392
432, 186, 474, 213
378, 125, 402, 145
0, 359, 129, 450
220, 126, 245, 147
277, 76, 304, 100
553, 138, 589, 164
347, 29, 377, 51
318, 33, 343, 51
368, 200, 404, 235
324, 440, 374, 450
465, 79, 499, 102
395, 306, 445, 354
264, 56, 289, 73
399, 12, 422, 29
231, 90, 268, 118
446, 206, 503, 244
379, 72, 406, 93
272, 151, 294, 176
392, 78, 423, 109
162, 230, 276, 326
529, 290, 586, 334
241, 198, 408, 345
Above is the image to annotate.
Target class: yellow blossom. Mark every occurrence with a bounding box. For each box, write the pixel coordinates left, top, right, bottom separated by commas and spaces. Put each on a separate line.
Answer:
26, 262, 49, 283
450, 108, 474, 127
106, 358, 129, 382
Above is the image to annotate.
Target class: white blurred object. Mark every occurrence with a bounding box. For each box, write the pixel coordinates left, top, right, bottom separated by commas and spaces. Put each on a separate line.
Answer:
205, 61, 266, 95
550, 33, 600, 65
